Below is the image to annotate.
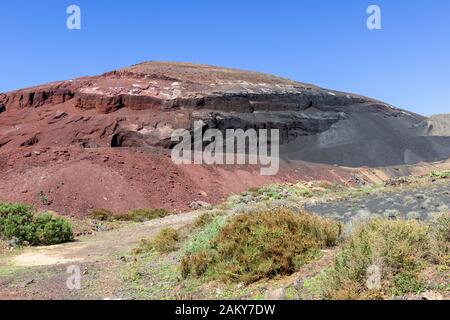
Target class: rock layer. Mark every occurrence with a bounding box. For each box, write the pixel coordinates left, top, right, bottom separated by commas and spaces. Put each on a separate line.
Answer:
1, 61, 450, 168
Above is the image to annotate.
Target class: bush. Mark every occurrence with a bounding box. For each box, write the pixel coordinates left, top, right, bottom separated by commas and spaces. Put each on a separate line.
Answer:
91, 208, 170, 222
431, 170, 450, 179
183, 215, 227, 255
133, 228, 179, 255
255, 184, 313, 200
90, 208, 170, 222
33, 213, 74, 245
132, 238, 153, 255
0, 202, 34, 219
181, 251, 211, 279
194, 212, 215, 229
90, 208, 115, 221
0, 206, 35, 243
392, 271, 425, 296
118, 208, 169, 222
314, 218, 430, 299
0, 202, 73, 246
429, 212, 450, 266
181, 209, 341, 284
152, 228, 179, 253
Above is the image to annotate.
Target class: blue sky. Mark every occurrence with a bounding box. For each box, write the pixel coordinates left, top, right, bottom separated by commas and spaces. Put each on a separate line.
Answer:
1, 0, 449, 115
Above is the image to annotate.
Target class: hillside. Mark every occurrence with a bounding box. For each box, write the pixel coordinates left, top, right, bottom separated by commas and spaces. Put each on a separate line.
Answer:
1, 62, 450, 216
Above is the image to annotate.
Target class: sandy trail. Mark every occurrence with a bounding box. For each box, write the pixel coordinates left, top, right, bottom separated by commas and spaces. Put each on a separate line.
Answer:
3, 211, 200, 267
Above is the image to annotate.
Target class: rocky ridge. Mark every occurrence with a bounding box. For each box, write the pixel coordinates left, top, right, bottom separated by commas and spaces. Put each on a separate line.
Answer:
2, 61, 449, 167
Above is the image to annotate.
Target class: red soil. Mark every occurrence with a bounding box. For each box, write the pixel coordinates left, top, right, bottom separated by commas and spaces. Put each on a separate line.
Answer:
0, 140, 354, 217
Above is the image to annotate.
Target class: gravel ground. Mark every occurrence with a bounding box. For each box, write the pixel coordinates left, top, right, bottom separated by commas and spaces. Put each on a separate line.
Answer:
306, 181, 450, 221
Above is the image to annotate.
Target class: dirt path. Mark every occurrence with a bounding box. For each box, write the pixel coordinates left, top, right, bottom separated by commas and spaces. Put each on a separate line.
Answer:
2, 211, 200, 268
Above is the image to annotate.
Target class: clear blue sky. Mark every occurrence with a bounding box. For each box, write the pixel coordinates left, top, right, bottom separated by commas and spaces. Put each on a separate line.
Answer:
1, 0, 449, 115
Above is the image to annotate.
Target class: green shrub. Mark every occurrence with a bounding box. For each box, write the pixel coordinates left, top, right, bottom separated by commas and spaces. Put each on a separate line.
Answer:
0, 202, 33, 218
0, 202, 73, 246
314, 218, 429, 299
33, 213, 73, 246
392, 271, 425, 296
181, 214, 226, 279
0, 207, 35, 242
429, 212, 450, 267
118, 208, 169, 222
183, 215, 227, 255
256, 184, 312, 200
431, 170, 450, 179
181, 209, 341, 284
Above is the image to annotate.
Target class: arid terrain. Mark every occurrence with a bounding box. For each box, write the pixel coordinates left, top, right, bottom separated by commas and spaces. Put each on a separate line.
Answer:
0, 172, 449, 300
0, 62, 449, 300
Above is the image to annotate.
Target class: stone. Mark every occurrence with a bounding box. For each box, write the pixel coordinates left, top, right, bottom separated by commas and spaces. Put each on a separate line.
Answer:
7, 237, 20, 248
18, 279, 34, 288
189, 201, 210, 210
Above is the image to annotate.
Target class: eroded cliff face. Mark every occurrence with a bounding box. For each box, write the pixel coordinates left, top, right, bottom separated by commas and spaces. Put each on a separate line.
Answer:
1, 61, 449, 167
1, 61, 450, 216
1, 62, 369, 112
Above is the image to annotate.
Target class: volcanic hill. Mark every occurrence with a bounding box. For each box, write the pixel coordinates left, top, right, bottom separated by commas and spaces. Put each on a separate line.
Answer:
1, 61, 450, 216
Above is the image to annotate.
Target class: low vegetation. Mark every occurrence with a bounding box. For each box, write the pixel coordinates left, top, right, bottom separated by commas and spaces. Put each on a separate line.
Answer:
428, 212, 450, 267
133, 228, 180, 255
248, 184, 314, 200
120, 208, 170, 222
305, 213, 449, 299
151, 228, 180, 253
431, 170, 450, 179
118, 176, 450, 300
181, 208, 341, 284
0, 202, 73, 246
90, 208, 170, 222
37, 191, 51, 206
90, 208, 116, 221
193, 212, 215, 229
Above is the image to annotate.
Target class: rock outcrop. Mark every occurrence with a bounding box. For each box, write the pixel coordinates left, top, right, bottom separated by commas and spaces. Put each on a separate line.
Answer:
1, 61, 450, 168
